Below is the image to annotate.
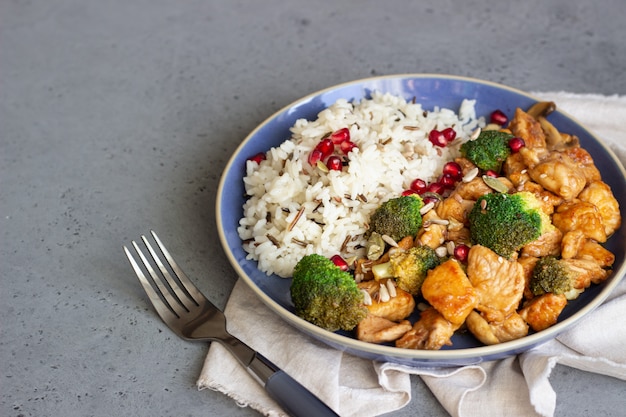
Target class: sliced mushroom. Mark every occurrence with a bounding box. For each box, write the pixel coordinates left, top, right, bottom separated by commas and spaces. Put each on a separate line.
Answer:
527, 101, 556, 119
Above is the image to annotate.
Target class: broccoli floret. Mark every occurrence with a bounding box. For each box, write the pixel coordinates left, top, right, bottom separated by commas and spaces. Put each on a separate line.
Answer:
371, 245, 440, 296
530, 256, 584, 300
290, 254, 367, 332
368, 194, 424, 242
460, 130, 514, 172
468, 191, 550, 259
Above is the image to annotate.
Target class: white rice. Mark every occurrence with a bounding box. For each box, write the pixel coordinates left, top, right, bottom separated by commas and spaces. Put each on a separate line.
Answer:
238, 92, 485, 277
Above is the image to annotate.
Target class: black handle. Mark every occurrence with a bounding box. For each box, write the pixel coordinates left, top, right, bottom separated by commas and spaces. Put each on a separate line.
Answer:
246, 353, 339, 417
265, 370, 340, 417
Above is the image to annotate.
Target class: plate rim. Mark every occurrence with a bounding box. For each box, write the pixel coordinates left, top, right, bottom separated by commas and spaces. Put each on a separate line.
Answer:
216, 73, 626, 363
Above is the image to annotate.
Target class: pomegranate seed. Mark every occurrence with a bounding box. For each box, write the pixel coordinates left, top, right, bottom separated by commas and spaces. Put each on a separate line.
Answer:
439, 174, 456, 189
326, 155, 343, 171
508, 137, 526, 153
402, 189, 418, 196
453, 244, 470, 262
340, 140, 357, 154
316, 138, 334, 158
247, 152, 266, 164
441, 127, 457, 142
329, 128, 350, 144
330, 254, 349, 271
427, 182, 445, 195
428, 129, 448, 147
308, 149, 324, 166
490, 109, 508, 126
410, 178, 428, 194
485, 170, 498, 178
442, 161, 463, 181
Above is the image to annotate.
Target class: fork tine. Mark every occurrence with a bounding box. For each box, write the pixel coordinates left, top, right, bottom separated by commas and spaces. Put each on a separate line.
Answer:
131, 240, 189, 318
140, 234, 199, 312
150, 231, 207, 305
124, 245, 181, 322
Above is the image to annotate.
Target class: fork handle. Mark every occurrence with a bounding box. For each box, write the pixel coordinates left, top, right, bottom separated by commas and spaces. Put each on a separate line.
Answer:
247, 352, 340, 417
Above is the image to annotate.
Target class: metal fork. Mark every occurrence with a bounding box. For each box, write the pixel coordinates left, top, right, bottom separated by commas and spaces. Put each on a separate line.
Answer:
123, 231, 339, 417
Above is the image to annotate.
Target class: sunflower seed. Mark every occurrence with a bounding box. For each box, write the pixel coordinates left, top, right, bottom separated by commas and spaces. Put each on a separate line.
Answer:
420, 201, 435, 215
361, 289, 372, 306
381, 234, 399, 247
435, 246, 448, 257
385, 279, 397, 298
470, 127, 481, 141
378, 284, 390, 302
462, 167, 479, 182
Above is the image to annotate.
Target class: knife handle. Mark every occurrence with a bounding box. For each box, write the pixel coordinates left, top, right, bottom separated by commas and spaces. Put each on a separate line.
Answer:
247, 352, 340, 417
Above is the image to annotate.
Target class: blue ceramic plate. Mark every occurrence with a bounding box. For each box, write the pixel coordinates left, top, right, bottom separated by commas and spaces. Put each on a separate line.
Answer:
216, 74, 626, 366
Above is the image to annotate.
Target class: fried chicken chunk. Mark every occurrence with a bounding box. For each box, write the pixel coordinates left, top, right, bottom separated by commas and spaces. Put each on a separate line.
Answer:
521, 227, 562, 258
466, 311, 529, 345
418, 210, 447, 249
576, 240, 615, 268
358, 280, 415, 322
577, 181, 622, 237
467, 245, 525, 323
437, 192, 474, 224
552, 200, 607, 243
356, 314, 412, 344
519, 293, 568, 332
521, 148, 587, 201
395, 307, 459, 350
561, 147, 601, 183
509, 108, 547, 149
421, 259, 479, 325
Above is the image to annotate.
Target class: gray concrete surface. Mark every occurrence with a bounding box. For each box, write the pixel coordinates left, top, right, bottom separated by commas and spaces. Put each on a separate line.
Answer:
1, 0, 625, 416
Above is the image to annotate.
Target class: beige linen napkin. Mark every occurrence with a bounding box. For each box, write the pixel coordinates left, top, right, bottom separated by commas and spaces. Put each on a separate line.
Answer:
198, 92, 626, 417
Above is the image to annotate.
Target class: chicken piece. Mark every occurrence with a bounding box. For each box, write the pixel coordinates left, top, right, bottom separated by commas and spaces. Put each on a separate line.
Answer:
576, 239, 615, 268
552, 200, 607, 243
358, 279, 415, 322
396, 235, 416, 251
436, 192, 474, 224
421, 259, 479, 325
418, 210, 447, 249
521, 227, 562, 258
455, 156, 478, 175
455, 177, 512, 201
519, 293, 568, 332
562, 258, 611, 286
517, 256, 540, 300
395, 307, 459, 350
533, 189, 563, 216
560, 230, 587, 259
577, 181, 622, 237
509, 108, 547, 149
503, 152, 528, 180
526, 150, 587, 200
561, 147, 601, 183
356, 314, 412, 344
447, 227, 471, 247
466, 311, 529, 345
466, 245, 525, 323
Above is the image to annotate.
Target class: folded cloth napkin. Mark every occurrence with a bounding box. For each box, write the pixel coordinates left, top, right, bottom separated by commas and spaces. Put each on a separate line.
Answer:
198, 92, 626, 417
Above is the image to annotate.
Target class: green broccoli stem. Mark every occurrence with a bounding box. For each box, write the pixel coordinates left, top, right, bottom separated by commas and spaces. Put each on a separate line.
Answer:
371, 262, 394, 280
